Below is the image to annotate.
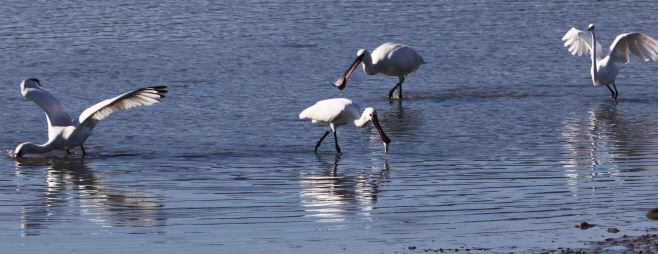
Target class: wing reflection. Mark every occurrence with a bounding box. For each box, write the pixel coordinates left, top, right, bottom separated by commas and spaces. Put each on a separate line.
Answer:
14, 158, 165, 236
561, 102, 658, 178
299, 155, 390, 223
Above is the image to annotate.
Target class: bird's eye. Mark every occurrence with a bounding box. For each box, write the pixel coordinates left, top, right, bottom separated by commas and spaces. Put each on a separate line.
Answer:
369, 114, 373, 117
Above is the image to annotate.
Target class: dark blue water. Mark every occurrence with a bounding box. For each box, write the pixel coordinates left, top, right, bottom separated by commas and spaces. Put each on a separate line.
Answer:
2, 1, 658, 253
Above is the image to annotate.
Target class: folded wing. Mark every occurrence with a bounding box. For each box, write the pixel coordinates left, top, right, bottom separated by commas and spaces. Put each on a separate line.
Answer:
299, 98, 359, 124
562, 27, 603, 60
609, 32, 658, 63
78, 86, 168, 130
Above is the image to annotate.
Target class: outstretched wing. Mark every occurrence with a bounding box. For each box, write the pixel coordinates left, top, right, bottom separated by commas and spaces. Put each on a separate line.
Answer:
609, 32, 658, 63
562, 27, 603, 60
20, 78, 74, 128
78, 86, 168, 130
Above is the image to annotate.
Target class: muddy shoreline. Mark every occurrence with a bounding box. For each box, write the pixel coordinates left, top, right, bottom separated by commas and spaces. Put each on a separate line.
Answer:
400, 227, 658, 253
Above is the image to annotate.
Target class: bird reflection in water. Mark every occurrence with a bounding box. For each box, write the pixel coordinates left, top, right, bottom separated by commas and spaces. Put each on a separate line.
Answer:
562, 101, 657, 180
14, 158, 165, 237
298, 154, 390, 223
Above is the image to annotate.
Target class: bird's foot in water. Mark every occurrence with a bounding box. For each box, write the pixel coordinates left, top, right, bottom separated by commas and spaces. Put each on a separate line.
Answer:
388, 93, 401, 100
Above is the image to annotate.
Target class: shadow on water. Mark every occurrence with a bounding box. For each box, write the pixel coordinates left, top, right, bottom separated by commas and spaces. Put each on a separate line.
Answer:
622, 97, 658, 104
14, 158, 166, 236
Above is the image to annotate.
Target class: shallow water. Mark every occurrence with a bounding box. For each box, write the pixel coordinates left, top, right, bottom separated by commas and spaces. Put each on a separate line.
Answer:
2, 0, 658, 253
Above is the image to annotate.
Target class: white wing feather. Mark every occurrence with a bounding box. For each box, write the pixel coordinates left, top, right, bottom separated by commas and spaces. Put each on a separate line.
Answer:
609, 32, 658, 63
78, 86, 168, 129
299, 98, 359, 124
372, 43, 425, 75
562, 27, 603, 60
21, 79, 73, 127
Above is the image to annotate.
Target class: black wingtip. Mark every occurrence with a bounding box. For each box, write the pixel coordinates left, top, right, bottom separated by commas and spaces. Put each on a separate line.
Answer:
149, 86, 168, 94
30, 78, 42, 88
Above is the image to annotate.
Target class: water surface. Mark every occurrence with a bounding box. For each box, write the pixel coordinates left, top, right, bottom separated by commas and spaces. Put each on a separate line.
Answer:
2, 0, 658, 253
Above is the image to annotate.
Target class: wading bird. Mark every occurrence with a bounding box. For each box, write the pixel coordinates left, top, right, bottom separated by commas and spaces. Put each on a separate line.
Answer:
299, 98, 391, 154
333, 43, 424, 99
14, 78, 168, 157
562, 24, 658, 99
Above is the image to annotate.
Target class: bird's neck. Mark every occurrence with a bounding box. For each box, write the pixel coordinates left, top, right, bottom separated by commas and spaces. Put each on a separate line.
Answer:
361, 52, 378, 75
590, 31, 598, 74
22, 142, 55, 155
354, 112, 370, 128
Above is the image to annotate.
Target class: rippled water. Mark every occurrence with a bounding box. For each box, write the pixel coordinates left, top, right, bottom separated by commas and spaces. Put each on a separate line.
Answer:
2, 0, 658, 253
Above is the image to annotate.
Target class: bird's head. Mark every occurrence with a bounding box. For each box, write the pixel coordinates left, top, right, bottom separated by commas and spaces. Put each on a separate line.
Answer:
362, 107, 376, 121
364, 107, 391, 153
356, 49, 368, 58
14, 142, 40, 158
588, 24, 595, 31
14, 143, 27, 158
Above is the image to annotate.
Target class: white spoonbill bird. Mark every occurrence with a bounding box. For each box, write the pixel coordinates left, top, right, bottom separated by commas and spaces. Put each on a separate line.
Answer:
299, 98, 391, 154
14, 78, 168, 157
562, 24, 658, 99
333, 43, 425, 99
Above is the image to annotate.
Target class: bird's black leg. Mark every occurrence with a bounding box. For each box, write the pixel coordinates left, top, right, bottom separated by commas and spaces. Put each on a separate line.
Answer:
399, 76, 403, 98
388, 76, 405, 99
81, 145, 86, 156
66, 150, 71, 155
606, 84, 616, 100
315, 131, 330, 152
333, 130, 342, 155
388, 84, 399, 99
612, 82, 618, 100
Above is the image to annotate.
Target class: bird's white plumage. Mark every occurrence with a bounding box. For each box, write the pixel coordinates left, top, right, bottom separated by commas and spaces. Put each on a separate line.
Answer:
562, 27, 603, 60
78, 86, 166, 130
299, 98, 360, 127
15, 79, 167, 156
608, 33, 658, 63
363, 43, 425, 77
562, 25, 658, 99
300, 98, 390, 154
334, 43, 424, 98
21, 79, 73, 128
